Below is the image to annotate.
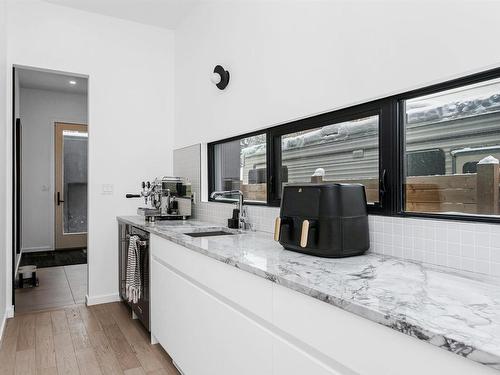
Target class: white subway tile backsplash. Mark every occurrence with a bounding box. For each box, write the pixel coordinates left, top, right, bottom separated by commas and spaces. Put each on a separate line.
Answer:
492, 250, 500, 263
461, 244, 475, 258
414, 226, 425, 238
393, 246, 403, 258
436, 253, 447, 267
476, 232, 491, 248
462, 258, 475, 272
402, 247, 413, 259
414, 237, 425, 251
361, 215, 500, 276
446, 229, 460, 244
413, 250, 424, 262
435, 241, 447, 254
447, 242, 460, 256
491, 233, 500, 248
425, 252, 437, 265
461, 231, 474, 245
474, 223, 491, 233
424, 226, 436, 240
383, 221, 393, 235
448, 256, 461, 269
475, 260, 490, 274
476, 246, 490, 261
491, 262, 500, 277
424, 239, 435, 252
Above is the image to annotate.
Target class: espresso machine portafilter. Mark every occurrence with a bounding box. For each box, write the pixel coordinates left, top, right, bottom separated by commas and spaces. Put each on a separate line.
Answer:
126, 181, 155, 204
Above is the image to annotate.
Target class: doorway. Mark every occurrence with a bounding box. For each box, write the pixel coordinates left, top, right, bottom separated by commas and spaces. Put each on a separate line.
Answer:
13, 66, 89, 313
54, 122, 88, 249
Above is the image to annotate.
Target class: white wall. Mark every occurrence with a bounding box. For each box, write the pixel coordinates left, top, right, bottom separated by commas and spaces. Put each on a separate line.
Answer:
0, 0, 9, 335
19, 87, 87, 252
174, 1, 500, 147
5, 0, 175, 306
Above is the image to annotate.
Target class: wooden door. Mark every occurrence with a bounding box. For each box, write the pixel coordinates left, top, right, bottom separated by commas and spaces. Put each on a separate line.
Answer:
54, 123, 88, 249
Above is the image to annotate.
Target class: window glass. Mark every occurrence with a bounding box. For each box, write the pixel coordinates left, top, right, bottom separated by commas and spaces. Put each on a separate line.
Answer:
212, 134, 267, 203
278, 114, 380, 204
63, 131, 88, 234
403, 77, 500, 216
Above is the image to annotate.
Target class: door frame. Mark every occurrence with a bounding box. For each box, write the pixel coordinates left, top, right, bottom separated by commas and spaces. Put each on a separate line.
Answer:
11, 67, 17, 307
54, 122, 88, 250
10, 65, 90, 313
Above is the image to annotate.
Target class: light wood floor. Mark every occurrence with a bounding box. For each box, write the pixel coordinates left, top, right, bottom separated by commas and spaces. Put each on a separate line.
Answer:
0, 302, 180, 375
15, 265, 88, 314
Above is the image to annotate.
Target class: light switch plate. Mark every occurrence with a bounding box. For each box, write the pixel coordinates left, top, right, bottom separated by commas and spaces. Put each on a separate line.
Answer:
102, 184, 114, 195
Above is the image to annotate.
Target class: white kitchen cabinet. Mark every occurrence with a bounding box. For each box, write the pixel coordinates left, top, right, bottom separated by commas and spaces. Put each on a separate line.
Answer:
150, 234, 496, 375
272, 281, 496, 375
152, 257, 273, 375
273, 335, 347, 375
151, 234, 273, 322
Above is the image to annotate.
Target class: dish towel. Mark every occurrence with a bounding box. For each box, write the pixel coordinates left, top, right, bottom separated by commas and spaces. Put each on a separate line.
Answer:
126, 235, 142, 304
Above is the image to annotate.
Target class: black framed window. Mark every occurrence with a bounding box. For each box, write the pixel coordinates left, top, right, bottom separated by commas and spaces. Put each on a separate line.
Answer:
208, 100, 395, 213
208, 67, 500, 223
267, 100, 396, 214
208, 132, 268, 204
400, 75, 500, 219
272, 113, 380, 202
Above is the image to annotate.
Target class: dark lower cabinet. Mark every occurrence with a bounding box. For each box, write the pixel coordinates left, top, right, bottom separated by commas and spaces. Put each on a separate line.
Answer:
118, 223, 150, 331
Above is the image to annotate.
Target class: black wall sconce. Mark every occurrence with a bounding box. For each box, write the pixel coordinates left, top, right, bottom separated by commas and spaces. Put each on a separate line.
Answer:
211, 65, 230, 90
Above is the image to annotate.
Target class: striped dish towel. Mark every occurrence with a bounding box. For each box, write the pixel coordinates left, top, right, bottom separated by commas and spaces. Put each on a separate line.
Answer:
126, 235, 141, 304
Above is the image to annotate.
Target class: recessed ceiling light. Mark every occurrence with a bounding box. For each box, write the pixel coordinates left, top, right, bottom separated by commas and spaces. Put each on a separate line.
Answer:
69, 80, 77, 85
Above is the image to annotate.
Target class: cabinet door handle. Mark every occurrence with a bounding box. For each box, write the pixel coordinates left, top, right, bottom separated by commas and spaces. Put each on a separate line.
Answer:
274, 217, 281, 241
57, 192, 64, 206
300, 220, 310, 248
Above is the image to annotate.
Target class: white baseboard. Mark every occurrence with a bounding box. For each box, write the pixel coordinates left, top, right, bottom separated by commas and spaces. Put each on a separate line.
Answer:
0, 306, 15, 344
0, 313, 6, 343
22, 246, 54, 253
85, 293, 120, 306
6, 305, 14, 319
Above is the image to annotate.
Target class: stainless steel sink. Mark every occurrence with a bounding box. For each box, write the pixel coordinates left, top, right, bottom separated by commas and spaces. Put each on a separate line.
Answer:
185, 230, 235, 238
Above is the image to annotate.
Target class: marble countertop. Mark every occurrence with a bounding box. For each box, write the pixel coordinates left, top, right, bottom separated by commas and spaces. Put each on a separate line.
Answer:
118, 215, 500, 371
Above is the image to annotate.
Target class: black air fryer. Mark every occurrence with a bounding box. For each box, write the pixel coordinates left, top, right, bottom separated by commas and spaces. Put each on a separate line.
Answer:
274, 183, 369, 258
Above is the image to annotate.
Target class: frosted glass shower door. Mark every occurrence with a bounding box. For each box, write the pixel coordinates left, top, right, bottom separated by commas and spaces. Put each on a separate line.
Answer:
55, 123, 88, 250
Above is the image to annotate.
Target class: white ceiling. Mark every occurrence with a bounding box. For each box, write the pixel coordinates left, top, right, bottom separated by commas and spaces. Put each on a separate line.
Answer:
42, 0, 202, 29
18, 68, 88, 95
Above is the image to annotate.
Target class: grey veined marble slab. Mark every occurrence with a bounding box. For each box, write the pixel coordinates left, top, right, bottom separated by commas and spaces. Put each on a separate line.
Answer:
118, 215, 500, 370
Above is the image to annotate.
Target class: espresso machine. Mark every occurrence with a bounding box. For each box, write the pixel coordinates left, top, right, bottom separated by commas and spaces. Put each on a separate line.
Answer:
126, 176, 193, 222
